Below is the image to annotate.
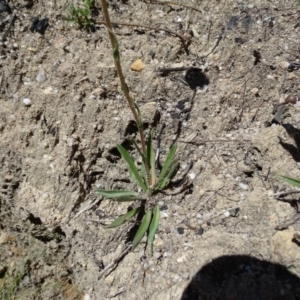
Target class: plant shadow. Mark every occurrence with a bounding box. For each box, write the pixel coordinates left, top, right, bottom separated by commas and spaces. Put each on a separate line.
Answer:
181, 255, 300, 300
279, 123, 300, 162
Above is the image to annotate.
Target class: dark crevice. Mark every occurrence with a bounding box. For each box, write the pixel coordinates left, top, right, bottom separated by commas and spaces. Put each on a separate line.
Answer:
27, 213, 42, 225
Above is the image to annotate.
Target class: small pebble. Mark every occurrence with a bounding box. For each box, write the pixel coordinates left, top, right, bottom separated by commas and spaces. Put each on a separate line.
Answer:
95, 210, 105, 218
22, 98, 31, 106
175, 16, 182, 22
224, 211, 230, 217
199, 189, 205, 196
288, 73, 296, 80
183, 242, 193, 248
160, 204, 168, 211
285, 95, 297, 104
66, 137, 74, 147
188, 172, 196, 180
160, 211, 168, 218
229, 207, 240, 217
163, 252, 170, 257
279, 61, 290, 69
23, 78, 32, 85
130, 59, 146, 71
36, 70, 47, 82
172, 274, 182, 283
197, 227, 204, 235
158, 200, 164, 206
239, 182, 248, 190
250, 87, 259, 95
153, 251, 162, 259
181, 163, 187, 170
177, 227, 184, 234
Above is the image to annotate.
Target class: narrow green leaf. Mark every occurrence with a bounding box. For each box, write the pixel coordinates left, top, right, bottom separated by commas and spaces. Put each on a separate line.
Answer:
96, 189, 138, 199
146, 132, 152, 168
132, 211, 152, 251
113, 37, 120, 62
147, 130, 156, 185
116, 196, 145, 202
128, 167, 138, 186
131, 139, 148, 183
279, 175, 300, 188
133, 101, 143, 130
106, 207, 140, 228
158, 144, 177, 183
159, 159, 179, 190
106, 215, 125, 228
147, 205, 160, 255
117, 144, 147, 191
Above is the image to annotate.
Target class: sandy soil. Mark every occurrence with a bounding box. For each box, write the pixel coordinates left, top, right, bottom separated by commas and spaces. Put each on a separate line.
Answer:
1, 0, 300, 299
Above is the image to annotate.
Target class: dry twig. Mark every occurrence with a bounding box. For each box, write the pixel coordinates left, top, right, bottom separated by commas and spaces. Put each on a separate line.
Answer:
168, 138, 251, 145
71, 197, 100, 220
2, 11, 16, 43
97, 20, 191, 43
98, 245, 131, 279
198, 206, 240, 226
145, 0, 203, 14
276, 214, 300, 230
273, 190, 300, 197
107, 287, 126, 298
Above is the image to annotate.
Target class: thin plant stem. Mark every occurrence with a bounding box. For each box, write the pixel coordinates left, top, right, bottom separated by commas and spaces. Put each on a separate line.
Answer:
96, 20, 190, 43
100, 0, 150, 184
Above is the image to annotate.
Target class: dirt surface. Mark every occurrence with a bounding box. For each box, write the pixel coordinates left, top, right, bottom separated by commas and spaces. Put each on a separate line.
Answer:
2, 0, 300, 299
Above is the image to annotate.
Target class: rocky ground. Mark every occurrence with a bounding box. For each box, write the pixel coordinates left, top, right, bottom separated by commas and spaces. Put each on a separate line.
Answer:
1, 0, 300, 299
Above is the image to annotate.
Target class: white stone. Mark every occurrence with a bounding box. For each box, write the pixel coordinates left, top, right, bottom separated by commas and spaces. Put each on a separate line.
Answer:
189, 172, 196, 180
160, 211, 168, 218
251, 88, 259, 95
36, 70, 46, 82
239, 182, 248, 190
23, 78, 32, 85
181, 163, 187, 170
177, 255, 187, 263
172, 274, 182, 283
224, 211, 230, 217
22, 98, 31, 106
175, 16, 182, 22
279, 61, 290, 69
66, 137, 74, 147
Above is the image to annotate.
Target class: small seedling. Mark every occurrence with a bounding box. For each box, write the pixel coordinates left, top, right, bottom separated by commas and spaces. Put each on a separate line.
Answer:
98, 0, 180, 256
0, 259, 30, 300
66, 0, 95, 29
97, 131, 178, 255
